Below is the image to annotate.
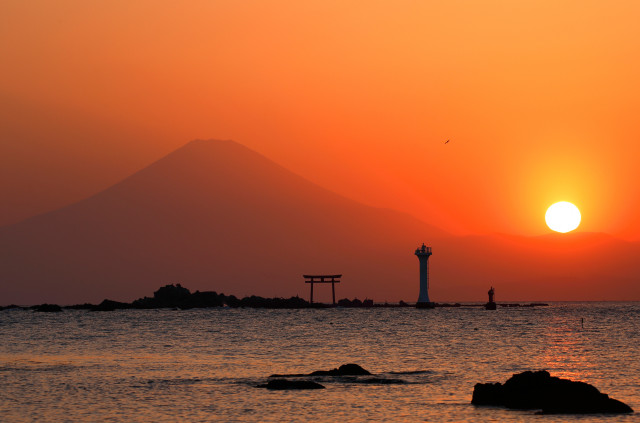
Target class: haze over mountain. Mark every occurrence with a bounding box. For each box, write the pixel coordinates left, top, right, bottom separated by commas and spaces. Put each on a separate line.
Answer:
0, 140, 446, 304
0, 140, 638, 305
0, 94, 179, 227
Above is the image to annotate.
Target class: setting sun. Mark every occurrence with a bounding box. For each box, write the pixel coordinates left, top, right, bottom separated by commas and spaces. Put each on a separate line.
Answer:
545, 202, 581, 233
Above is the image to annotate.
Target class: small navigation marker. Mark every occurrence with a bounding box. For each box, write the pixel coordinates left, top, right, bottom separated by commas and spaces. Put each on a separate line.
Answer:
485, 286, 497, 310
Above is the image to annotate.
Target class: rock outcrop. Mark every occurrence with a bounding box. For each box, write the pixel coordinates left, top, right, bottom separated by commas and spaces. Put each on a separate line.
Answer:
309, 363, 372, 376
472, 370, 633, 414
270, 363, 372, 378
336, 298, 374, 307
32, 304, 62, 312
257, 379, 325, 390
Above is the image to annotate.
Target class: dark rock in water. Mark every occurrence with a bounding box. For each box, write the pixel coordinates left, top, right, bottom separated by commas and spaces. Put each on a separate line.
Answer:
32, 304, 62, 312
473, 382, 504, 405
336, 298, 374, 308
129, 284, 310, 309
352, 377, 405, 384
337, 298, 352, 307
0, 304, 20, 311
337, 298, 367, 307
133, 283, 198, 309
270, 363, 372, 378
189, 291, 225, 308
257, 379, 325, 390
236, 295, 309, 309
224, 294, 240, 308
485, 301, 497, 310
154, 283, 191, 302
309, 363, 372, 376
65, 299, 132, 311
92, 299, 131, 311
64, 303, 97, 310
472, 370, 633, 414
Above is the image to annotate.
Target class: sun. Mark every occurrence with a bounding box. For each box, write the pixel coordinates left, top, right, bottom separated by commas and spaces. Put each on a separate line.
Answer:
545, 202, 581, 233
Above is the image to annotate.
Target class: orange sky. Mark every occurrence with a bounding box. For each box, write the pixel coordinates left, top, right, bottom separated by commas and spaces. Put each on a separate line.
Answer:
2, 1, 640, 239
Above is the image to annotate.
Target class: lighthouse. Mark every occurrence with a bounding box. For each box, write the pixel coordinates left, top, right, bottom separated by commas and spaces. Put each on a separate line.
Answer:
415, 243, 434, 308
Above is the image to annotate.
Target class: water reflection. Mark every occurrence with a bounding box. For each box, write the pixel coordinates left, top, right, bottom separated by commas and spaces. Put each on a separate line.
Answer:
0, 304, 638, 422
539, 314, 596, 382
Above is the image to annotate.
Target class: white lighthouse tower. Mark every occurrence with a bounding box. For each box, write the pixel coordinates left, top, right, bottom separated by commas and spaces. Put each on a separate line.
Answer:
415, 243, 434, 308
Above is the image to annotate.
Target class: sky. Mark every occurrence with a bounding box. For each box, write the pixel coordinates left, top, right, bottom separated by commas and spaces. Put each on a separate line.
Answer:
2, 1, 640, 239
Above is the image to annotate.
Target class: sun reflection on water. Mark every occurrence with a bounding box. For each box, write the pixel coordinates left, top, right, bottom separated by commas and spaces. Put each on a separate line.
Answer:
0, 304, 638, 422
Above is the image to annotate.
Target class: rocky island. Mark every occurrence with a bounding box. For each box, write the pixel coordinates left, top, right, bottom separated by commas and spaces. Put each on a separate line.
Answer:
0, 283, 548, 311
472, 370, 633, 414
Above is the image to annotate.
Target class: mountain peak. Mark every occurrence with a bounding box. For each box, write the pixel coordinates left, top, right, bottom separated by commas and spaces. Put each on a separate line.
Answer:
0, 140, 444, 304
176, 138, 245, 152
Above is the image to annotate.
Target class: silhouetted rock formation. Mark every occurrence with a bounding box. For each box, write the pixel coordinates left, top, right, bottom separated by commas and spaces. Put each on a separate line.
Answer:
336, 298, 350, 307
257, 379, 325, 390
0, 304, 23, 311
32, 304, 62, 312
92, 299, 132, 311
127, 284, 310, 310
155, 283, 191, 302
60, 285, 313, 310
44, 284, 521, 311
264, 364, 408, 387
11, 283, 552, 311
337, 298, 374, 307
236, 295, 309, 308
188, 291, 227, 308
311, 363, 372, 376
132, 284, 193, 308
472, 370, 633, 414
64, 303, 97, 310
270, 363, 372, 378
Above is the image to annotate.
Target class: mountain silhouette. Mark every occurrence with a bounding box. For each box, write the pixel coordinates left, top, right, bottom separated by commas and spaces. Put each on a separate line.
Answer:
1, 139, 639, 305
0, 140, 446, 304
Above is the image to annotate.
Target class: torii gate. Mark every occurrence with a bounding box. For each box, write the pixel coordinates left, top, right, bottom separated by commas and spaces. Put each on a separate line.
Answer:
303, 274, 341, 305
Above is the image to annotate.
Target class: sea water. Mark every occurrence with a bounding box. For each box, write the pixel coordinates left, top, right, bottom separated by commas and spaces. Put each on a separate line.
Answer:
1, 303, 639, 422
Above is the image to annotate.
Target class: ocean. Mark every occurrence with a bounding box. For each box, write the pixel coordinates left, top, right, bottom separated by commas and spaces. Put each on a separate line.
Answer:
1, 303, 638, 422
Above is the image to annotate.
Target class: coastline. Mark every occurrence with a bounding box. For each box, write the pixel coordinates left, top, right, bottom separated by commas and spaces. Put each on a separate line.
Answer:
1, 283, 549, 311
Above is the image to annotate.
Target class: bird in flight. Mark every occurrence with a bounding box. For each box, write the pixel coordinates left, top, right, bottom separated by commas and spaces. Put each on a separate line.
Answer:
444, 139, 450, 144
